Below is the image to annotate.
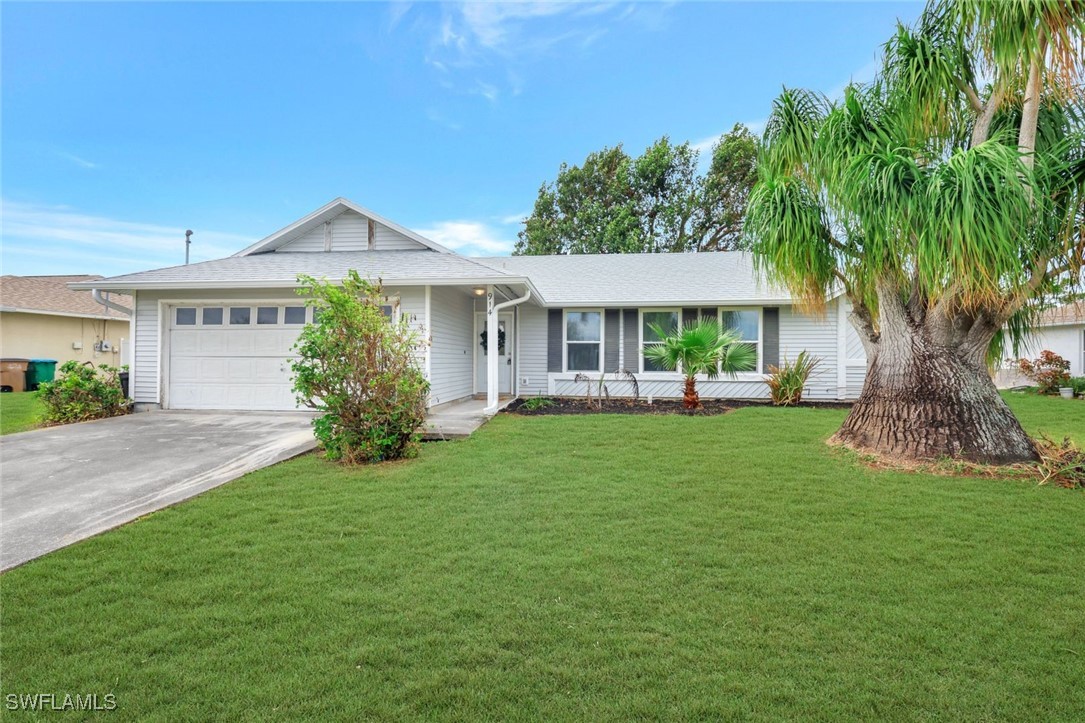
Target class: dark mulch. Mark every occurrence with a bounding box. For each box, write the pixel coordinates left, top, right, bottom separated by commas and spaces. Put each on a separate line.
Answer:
505, 397, 854, 416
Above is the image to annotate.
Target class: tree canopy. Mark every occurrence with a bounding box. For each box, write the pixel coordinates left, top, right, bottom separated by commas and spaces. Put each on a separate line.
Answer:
744, 0, 1085, 463
515, 125, 758, 255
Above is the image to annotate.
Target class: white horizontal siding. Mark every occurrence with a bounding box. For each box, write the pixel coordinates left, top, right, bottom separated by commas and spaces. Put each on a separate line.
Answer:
277, 225, 326, 252
328, 211, 370, 251
517, 304, 549, 397
274, 211, 428, 252
374, 224, 424, 250
845, 322, 866, 360
133, 291, 158, 403
779, 305, 838, 400
428, 286, 474, 405
847, 365, 867, 399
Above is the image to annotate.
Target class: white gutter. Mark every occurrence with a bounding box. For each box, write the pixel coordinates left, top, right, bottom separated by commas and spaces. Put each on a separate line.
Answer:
91, 289, 133, 316
485, 287, 532, 414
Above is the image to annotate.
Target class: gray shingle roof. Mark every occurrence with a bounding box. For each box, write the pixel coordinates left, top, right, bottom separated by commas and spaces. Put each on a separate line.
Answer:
73, 247, 799, 307
472, 252, 791, 305
70, 251, 517, 290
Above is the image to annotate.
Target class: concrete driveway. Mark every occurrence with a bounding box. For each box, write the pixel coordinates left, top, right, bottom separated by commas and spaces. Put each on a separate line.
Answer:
1, 411, 316, 571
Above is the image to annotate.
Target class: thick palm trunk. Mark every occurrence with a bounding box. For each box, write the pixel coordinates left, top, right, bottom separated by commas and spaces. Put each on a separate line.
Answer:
683, 377, 701, 410
833, 316, 1037, 464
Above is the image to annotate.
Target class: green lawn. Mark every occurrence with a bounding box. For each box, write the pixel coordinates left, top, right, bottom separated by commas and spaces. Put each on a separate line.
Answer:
0, 392, 43, 435
2, 395, 1083, 720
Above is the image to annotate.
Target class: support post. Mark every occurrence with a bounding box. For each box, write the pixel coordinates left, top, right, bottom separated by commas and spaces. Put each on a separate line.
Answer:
486, 286, 498, 413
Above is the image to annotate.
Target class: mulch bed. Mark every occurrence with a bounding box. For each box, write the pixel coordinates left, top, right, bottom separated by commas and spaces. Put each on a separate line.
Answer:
504, 397, 853, 416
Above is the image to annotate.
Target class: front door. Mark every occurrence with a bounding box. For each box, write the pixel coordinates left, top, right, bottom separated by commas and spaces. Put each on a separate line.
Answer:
475, 312, 514, 395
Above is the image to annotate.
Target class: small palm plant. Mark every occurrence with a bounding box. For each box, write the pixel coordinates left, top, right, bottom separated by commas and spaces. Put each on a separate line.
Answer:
644, 318, 757, 409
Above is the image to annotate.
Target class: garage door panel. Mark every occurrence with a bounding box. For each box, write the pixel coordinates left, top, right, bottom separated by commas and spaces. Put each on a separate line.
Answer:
168, 308, 302, 411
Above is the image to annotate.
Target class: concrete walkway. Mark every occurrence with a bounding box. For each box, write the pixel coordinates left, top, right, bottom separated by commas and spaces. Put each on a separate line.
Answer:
423, 397, 512, 440
0, 411, 316, 571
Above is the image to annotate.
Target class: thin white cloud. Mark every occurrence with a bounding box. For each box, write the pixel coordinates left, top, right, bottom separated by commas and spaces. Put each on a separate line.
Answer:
425, 107, 462, 131
55, 151, 98, 169
411, 2, 671, 109
414, 220, 516, 255
498, 211, 529, 225
1, 199, 253, 275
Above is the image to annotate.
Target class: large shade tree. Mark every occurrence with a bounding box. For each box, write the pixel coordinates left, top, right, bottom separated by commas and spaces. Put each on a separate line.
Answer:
745, 0, 1085, 463
516, 127, 758, 255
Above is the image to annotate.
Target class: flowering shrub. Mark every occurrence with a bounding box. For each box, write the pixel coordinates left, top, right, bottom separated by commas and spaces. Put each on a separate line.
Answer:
37, 361, 130, 424
1016, 350, 1071, 394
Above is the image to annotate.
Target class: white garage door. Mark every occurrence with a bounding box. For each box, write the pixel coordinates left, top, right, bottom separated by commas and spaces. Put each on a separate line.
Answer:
168, 303, 311, 411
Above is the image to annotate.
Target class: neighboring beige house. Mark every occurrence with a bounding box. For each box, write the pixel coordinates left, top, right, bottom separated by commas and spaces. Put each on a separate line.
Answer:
0, 275, 132, 367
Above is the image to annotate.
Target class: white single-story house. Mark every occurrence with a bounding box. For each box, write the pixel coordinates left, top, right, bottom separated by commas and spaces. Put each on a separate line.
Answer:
1022, 303, 1085, 376
72, 198, 871, 413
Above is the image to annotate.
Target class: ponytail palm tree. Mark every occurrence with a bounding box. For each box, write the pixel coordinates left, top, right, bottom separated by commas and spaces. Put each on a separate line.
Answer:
644, 319, 757, 409
745, 0, 1085, 463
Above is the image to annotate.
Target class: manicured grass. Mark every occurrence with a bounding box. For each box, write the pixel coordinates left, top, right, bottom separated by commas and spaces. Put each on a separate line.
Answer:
0, 392, 43, 435
2, 395, 1083, 720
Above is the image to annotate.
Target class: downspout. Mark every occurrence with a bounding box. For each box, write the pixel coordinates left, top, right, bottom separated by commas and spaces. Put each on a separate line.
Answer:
92, 289, 133, 317
485, 287, 532, 414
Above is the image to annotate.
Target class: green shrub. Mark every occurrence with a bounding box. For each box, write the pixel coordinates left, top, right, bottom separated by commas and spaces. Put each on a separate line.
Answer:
292, 272, 430, 464
766, 351, 820, 406
37, 361, 130, 424
521, 396, 555, 411
1068, 377, 1085, 396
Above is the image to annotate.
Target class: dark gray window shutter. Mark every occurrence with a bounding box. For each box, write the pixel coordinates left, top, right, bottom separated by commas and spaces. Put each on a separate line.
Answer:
547, 309, 563, 372
604, 309, 620, 373
622, 309, 638, 372
700, 307, 717, 321
682, 308, 698, 327
762, 307, 780, 371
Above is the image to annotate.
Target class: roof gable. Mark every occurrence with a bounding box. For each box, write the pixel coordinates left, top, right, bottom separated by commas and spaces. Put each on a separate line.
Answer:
235, 198, 452, 256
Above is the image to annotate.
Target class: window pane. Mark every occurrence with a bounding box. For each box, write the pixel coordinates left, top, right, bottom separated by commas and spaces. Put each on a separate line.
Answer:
722, 310, 759, 341
257, 307, 279, 325
176, 307, 196, 325
202, 307, 223, 325
284, 306, 306, 324
642, 311, 678, 342
643, 343, 670, 372
379, 305, 394, 320
229, 307, 251, 325
567, 343, 600, 371
566, 311, 601, 342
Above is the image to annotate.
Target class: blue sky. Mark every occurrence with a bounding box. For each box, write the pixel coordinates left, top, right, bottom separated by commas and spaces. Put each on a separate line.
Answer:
2, 1, 921, 276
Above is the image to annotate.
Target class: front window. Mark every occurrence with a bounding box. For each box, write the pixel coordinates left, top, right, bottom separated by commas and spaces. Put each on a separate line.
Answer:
641, 310, 679, 372
721, 309, 761, 372
566, 311, 602, 372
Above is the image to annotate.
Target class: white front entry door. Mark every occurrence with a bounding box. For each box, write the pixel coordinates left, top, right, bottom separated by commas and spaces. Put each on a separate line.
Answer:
475, 311, 514, 395
167, 303, 310, 411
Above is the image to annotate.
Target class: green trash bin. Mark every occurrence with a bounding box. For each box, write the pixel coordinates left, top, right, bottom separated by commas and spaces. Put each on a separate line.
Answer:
25, 359, 58, 392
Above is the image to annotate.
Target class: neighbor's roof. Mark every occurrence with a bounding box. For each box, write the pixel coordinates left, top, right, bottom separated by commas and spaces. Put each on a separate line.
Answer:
472, 252, 795, 306
68, 251, 522, 291
1038, 302, 1085, 327
0, 275, 132, 320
